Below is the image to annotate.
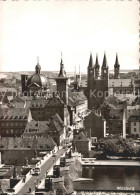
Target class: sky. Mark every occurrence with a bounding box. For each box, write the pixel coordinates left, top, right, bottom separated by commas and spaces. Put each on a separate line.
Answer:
0, 0, 139, 73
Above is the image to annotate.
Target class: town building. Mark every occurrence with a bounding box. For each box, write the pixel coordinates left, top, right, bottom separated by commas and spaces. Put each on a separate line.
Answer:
29, 55, 87, 126
0, 108, 32, 137
73, 132, 92, 157
99, 95, 127, 137
30, 96, 70, 129
68, 90, 87, 125
23, 113, 66, 146
84, 109, 106, 139
128, 115, 140, 138
0, 136, 56, 165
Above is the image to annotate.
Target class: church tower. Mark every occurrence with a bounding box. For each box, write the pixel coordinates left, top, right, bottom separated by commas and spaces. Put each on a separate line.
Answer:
88, 53, 94, 78
114, 53, 120, 79
87, 53, 94, 109
56, 53, 68, 105
87, 52, 109, 110
101, 52, 109, 80
94, 54, 100, 79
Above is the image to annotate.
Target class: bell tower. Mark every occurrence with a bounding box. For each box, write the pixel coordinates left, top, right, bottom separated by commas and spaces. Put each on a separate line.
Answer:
56, 53, 68, 105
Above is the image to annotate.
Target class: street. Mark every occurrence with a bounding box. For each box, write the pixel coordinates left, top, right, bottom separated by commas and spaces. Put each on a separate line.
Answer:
17, 148, 66, 195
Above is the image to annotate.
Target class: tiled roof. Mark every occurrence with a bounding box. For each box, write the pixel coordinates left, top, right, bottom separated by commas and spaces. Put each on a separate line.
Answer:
9, 96, 32, 108
30, 96, 64, 108
0, 108, 29, 119
30, 97, 49, 108
50, 114, 64, 133
135, 97, 140, 105
104, 95, 120, 106
74, 132, 90, 142
68, 91, 87, 107
24, 120, 50, 135
0, 136, 56, 150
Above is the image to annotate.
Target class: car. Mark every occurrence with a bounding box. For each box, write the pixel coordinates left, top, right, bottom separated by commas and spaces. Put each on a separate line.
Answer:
52, 153, 57, 157
31, 167, 41, 175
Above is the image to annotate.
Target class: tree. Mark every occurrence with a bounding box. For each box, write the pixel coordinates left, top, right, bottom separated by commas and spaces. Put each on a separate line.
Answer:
122, 141, 139, 157
103, 139, 120, 156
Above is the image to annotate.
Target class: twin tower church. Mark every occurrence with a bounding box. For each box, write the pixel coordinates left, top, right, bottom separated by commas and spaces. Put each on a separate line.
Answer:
87, 53, 120, 109
21, 52, 134, 110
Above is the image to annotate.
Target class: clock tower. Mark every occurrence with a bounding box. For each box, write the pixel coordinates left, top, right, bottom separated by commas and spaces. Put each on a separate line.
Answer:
56, 53, 68, 105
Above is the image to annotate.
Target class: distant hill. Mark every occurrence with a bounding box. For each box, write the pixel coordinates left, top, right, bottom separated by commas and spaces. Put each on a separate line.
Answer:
0, 69, 139, 80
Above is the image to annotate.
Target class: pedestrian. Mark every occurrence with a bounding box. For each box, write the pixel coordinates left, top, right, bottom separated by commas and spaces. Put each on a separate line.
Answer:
23, 177, 25, 183
29, 188, 31, 192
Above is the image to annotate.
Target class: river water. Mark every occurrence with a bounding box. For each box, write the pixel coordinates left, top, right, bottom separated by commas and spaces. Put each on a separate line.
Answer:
78, 166, 140, 191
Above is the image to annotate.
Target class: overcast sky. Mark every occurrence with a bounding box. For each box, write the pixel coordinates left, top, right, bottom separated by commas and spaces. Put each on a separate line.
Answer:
0, 0, 139, 73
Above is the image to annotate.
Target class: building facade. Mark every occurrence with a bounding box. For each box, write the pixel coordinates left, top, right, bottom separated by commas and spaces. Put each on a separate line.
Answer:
0, 108, 32, 137
128, 115, 140, 138
84, 109, 106, 139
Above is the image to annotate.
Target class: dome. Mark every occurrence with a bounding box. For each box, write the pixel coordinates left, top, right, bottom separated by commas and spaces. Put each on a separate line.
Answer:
27, 73, 49, 88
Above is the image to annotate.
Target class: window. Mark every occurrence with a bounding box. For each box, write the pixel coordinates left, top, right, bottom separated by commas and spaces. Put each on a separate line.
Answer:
134, 128, 137, 132
134, 122, 136, 126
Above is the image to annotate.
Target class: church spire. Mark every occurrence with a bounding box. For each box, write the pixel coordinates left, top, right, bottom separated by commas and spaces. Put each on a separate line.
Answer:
95, 53, 100, 68
95, 54, 100, 79
58, 52, 66, 77
88, 53, 94, 68
101, 52, 109, 80
114, 53, 120, 67
102, 52, 108, 68
114, 53, 120, 79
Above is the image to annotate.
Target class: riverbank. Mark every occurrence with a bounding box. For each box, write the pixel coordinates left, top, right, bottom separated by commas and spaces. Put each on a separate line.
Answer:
82, 160, 140, 166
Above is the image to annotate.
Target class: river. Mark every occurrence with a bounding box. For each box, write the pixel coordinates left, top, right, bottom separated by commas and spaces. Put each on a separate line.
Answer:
75, 166, 140, 191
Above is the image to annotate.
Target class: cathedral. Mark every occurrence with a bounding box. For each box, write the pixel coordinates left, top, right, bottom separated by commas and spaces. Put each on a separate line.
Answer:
87, 53, 135, 110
